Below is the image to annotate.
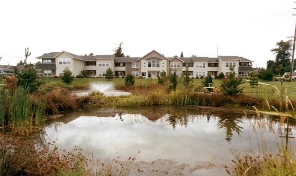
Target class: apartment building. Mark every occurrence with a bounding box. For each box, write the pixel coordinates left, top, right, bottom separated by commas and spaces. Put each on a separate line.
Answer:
36, 50, 253, 78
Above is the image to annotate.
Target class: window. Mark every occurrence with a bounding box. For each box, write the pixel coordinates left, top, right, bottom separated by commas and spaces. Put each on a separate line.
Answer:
183, 63, 193, 67
132, 62, 139, 68
196, 72, 205, 78
148, 60, 160, 67
196, 63, 205, 68
98, 61, 110, 67
58, 58, 71, 65
141, 72, 146, 77
43, 59, 51, 63
98, 61, 104, 67
132, 71, 139, 77
44, 70, 52, 76
226, 62, 236, 67
85, 61, 96, 66
170, 62, 181, 68
115, 63, 125, 67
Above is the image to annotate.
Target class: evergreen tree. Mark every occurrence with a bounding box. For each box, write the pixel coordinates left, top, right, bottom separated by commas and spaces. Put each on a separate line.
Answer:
61, 68, 74, 85
182, 66, 193, 88
125, 73, 135, 87
169, 71, 178, 91
201, 74, 213, 87
113, 42, 125, 57
220, 67, 244, 96
16, 49, 43, 93
180, 51, 184, 57
16, 66, 43, 93
249, 73, 259, 88
105, 67, 114, 80
217, 72, 225, 79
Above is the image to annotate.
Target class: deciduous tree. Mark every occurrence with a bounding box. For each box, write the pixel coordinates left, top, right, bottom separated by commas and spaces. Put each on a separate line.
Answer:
268, 40, 292, 75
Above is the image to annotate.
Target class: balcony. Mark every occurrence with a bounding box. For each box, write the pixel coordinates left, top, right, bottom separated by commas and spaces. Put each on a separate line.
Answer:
36, 63, 56, 70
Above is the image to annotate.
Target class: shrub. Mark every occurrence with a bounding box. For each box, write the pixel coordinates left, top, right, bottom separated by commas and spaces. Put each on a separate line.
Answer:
125, 74, 135, 87
16, 66, 43, 93
105, 67, 114, 80
220, 67, 244, 96
61, 68, 74, 85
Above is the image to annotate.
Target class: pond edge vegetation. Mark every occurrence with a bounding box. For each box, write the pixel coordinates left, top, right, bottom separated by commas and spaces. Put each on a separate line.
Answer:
1, 63, 296, 175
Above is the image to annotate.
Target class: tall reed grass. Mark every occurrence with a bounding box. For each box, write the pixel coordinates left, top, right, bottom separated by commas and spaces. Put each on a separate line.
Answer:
0, 88, 6, 129
224, 87, 296, 175
0, 87, 47, 135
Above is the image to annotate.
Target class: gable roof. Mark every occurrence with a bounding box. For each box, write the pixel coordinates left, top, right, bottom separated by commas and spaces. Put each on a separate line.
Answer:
55, 51, 84, 61
168, 56, 184, 62
138, 50, 169, 61
37, 51, 83, 60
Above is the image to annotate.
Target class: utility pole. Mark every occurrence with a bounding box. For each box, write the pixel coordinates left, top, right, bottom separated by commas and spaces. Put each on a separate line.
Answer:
289, 24, 296, 82
289, 4, 296, 81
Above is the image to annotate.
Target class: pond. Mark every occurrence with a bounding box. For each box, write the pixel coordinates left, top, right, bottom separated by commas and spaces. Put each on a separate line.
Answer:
42, 106, 296, 175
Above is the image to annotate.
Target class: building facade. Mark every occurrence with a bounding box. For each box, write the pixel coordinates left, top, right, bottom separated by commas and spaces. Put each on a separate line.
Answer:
36, 50, 253, 78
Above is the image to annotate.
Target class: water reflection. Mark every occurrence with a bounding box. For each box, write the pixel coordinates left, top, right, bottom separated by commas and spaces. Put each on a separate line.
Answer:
43, 106, 296, 174
217, 116, 243, 142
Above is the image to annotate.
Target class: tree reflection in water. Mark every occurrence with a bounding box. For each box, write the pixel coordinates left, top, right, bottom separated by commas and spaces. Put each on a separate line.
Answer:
217, 116, 243, 142
166, 108, 189, 129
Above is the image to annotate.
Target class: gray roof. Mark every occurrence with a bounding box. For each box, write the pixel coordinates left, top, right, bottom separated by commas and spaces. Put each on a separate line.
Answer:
37, 51, 113, 61
114, 57, 140, 62
180, 57, 193, 63
191, 57, 211, 62
219, 56, 252, 62
37, 52, 60, 59
65, 51, 83, 60
80, 55, 95, 61
36, 51, 82, 59
95, 55, 113, 58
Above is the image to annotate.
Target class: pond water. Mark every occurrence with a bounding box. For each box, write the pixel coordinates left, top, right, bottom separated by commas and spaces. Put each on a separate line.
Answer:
43, 106, 296, 175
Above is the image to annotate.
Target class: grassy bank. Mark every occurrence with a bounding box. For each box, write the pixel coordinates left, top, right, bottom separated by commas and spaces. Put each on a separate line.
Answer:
41, 77, 296, 100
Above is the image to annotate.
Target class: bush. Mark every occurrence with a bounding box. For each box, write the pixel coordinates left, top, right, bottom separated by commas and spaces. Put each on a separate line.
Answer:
61, 68, 74, 85
105, 67, 114, 80
16, 66, 43, 93
125, 74, 135, 87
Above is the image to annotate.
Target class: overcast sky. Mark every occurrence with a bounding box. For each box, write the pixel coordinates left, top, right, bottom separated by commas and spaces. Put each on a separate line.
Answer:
0, 0, 294, 68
